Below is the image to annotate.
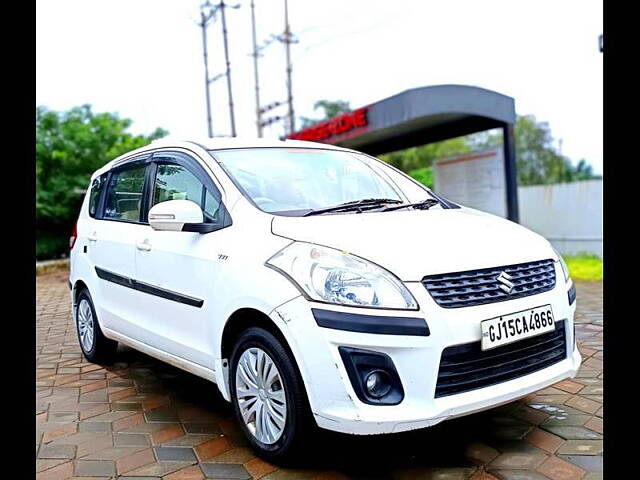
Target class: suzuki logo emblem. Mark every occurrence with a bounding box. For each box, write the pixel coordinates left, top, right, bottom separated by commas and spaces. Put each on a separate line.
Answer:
496, 271, 515, 294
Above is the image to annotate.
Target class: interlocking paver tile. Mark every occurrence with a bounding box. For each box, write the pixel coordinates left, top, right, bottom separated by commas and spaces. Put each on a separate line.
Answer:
524, 428, 563, 454
114, 432, 152, 447
192, 437, 231, 462
36, 271, 603, 479
73, 459, 116, 477
116, 447, 156, 475
536, 455, 585, 480
35, 459, 74, 480
541, 425, 602, 440
541, 414, 590, 427
490, 470, 550, 480
155, 446, 197, 462
556, 440, 603, 456
38, 444, 77, 459
200, 462, 251, 479
584, 416, 603, 434
245, 457, 278, 479
559, 454, 603, 472
465, 442, 501, 465
125, 460, 192, 477
489, 442, 548, 470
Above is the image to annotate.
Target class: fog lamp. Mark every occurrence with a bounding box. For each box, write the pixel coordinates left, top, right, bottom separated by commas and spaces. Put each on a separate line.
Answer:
365, 370, 392, 398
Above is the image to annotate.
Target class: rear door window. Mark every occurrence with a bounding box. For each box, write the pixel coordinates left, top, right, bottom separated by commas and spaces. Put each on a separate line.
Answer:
103, 164, 147, 222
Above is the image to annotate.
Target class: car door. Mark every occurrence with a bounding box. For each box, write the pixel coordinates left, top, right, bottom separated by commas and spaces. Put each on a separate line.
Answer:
132, 151, 232, 368
88, 156, 153, 337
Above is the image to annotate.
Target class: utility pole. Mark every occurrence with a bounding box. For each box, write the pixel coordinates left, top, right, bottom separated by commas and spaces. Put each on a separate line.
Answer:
250, 0, 262, 137
198, 1, 240, 138
219, 1, 238, 137
283, 0, 295, 135
251, 0, 297, 137
199, 4, 216, 138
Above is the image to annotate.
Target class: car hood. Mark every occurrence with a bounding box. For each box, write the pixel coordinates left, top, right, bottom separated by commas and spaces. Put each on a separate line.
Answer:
270, 207, 555, 281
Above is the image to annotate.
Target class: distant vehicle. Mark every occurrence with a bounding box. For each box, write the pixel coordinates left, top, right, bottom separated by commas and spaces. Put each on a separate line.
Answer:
69, 138, 581, 461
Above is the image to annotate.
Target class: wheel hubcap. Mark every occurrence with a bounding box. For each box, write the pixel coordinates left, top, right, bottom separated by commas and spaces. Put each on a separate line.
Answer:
77, 299, 95, 352
235, 347, 287, 444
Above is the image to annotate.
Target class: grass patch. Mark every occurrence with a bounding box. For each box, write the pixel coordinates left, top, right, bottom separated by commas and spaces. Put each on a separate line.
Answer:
564, 254, 603, 282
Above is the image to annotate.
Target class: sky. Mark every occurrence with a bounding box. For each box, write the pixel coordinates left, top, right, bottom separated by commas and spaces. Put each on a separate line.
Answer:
36, 0, 603, 173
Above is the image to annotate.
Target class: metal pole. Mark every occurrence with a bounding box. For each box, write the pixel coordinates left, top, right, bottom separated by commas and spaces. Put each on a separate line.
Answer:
283, 0, 295, 134
503, 124, 520, 223
219, 1, 237, 137
200, 11, 214, 138
250, 0, 262, 137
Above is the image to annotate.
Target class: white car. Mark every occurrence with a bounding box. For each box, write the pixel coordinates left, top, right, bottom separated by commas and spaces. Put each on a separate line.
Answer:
69, 138, 581, 461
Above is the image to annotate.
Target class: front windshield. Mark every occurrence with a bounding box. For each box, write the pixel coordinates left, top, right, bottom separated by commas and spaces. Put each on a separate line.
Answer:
214, 148, 409, 215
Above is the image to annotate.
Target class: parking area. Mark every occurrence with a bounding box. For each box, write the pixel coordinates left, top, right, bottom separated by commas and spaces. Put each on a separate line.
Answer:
36, 272, 603, 480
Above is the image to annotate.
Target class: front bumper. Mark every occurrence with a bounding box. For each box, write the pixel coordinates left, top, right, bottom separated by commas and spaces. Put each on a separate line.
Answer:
271, 267, 580, 435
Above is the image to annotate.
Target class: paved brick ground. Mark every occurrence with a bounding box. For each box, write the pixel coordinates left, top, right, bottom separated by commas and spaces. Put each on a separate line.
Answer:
37, 272, 603, 480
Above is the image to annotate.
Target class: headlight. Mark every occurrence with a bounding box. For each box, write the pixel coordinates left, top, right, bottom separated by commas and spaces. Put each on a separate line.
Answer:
266, 242, 418, 310
552, 246, 570, 283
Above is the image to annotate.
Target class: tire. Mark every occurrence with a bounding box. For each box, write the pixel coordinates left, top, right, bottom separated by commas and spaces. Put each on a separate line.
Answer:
229, 327, 313, 463
75, 289, 118, 364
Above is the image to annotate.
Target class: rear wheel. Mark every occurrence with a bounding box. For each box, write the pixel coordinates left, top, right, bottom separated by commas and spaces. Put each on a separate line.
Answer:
230, 327, 312, 463
75, 289, 118, 364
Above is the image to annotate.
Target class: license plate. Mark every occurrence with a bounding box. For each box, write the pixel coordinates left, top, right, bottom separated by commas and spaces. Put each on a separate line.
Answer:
481, 305, 555, 351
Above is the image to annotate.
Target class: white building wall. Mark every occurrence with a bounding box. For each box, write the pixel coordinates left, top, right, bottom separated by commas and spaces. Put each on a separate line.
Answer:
518, 180, 603, 258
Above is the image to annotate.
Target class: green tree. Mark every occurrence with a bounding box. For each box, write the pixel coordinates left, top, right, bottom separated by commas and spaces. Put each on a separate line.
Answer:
466, 115, 600, 185
36, 104, 168, 259
299, 99, 352, 128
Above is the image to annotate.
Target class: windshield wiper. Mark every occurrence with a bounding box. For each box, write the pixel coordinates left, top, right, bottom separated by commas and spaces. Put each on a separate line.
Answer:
380, 198, 441, 212
303, 198, 402, 217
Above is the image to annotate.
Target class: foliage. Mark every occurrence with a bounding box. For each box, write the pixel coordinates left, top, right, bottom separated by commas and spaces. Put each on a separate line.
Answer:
467, 115, 601, 185
299, 100, 352, 129
564, 253, 603, 282
380, 138, 471, 173
407, 167, 434, 189
36, 104, 168, 260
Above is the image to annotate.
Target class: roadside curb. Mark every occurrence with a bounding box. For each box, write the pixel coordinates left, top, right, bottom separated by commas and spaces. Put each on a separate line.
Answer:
36, 259, 70, 276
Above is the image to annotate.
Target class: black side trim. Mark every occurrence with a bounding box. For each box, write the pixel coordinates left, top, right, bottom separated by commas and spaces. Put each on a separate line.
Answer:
312, 308, 429, 336
568, 283, 577, 305
95, 267, 204, 308
95, 266, 134, 289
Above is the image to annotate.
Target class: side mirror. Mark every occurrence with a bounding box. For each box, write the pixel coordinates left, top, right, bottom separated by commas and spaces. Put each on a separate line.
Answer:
148, 200, 217, 234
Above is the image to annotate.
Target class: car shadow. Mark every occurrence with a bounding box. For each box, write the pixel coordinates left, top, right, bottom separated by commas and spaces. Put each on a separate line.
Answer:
107, 345, 508, 476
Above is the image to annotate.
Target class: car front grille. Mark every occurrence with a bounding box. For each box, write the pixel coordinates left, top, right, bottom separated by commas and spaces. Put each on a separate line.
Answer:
422, 259, 556, 309
435, 320, 567, 398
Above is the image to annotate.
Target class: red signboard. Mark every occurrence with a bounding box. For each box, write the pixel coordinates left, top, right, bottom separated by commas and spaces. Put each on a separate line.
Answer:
288, 107, 369, 142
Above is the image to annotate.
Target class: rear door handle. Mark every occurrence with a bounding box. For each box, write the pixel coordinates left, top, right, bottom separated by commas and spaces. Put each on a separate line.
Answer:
136, 240, 152, 252
88, 232, 98, 242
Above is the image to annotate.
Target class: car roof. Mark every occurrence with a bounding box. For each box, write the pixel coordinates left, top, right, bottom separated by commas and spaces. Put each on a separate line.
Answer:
96, 137, 356, 177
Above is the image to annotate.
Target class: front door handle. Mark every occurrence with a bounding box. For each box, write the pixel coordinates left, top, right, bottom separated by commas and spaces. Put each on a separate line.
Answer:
88, 232, 98, 242
136, 240, 152, 252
